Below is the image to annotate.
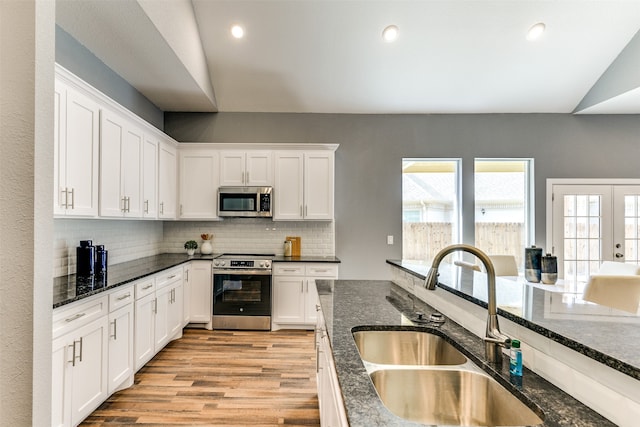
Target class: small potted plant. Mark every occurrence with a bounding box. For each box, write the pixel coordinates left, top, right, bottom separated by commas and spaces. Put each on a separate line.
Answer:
184, 240, 198, 256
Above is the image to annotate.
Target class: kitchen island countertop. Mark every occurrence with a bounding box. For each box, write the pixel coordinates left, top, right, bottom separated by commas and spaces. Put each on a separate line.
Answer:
316, 279, 616, 427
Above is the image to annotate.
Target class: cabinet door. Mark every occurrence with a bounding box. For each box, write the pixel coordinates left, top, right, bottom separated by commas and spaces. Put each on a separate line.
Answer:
134, 293, 155, 371
154, 285, 171, 350
158, 141, 177, 219
304, 279, 320, 324
304, 152, 334, 220
99, 110, 125, 217
70, 316, 108, 427
179, 150, 219, 219
53, 80, 67, 216
64, 85, 100, 217
272, 276, 306, 323
142, 136, 158, 218
108, 304, 134, 394
121, 125, 143, 217
219, 150, 245, 186
168, 283, 183, 339
246, 151, 273, 186
189, 261, 213, 324
274, 152, 304, 220
183, 263, 192, 326
52, 334, 72, 427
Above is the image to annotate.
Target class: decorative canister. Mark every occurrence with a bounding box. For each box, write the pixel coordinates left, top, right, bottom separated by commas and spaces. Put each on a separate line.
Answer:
541, 253, 558, 284
524, 245, 542, 283
284, 240, 292, 257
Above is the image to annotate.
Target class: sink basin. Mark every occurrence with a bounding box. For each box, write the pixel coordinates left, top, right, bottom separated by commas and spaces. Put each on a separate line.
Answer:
370, 369, 544, 426
352, 330, 467, 365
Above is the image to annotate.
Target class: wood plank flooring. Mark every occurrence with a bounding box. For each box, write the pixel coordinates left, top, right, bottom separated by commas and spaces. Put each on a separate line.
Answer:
81, 329, 320, 426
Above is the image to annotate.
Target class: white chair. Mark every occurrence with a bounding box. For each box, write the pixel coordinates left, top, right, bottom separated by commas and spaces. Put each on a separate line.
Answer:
584, 261, 640, 313
480, 255, 519, 276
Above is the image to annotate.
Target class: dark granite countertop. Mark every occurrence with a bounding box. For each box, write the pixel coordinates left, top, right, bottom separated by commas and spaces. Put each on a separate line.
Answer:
316, 279, 616, 427
53, 253, 340, 308
387, 259, 640, 381
53, 254, 216, 308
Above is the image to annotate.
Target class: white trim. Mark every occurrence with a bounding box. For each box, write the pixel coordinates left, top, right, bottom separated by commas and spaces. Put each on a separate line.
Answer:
179, 142, 339, 151
545, 178, 640, 254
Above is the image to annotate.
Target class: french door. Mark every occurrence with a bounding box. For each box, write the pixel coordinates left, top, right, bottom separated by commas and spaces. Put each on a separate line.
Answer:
549, 182, 640, 285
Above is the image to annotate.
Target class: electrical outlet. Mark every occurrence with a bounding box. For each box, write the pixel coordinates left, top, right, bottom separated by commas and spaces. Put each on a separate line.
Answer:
387, 235, 394, 245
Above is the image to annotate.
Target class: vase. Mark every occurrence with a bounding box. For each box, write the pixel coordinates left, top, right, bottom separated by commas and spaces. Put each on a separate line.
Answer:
186, 248, 195, 256
201, 240, 213, 255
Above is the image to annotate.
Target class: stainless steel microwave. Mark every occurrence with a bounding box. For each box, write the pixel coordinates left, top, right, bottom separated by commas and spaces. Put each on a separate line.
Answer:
217, 186, 273, 218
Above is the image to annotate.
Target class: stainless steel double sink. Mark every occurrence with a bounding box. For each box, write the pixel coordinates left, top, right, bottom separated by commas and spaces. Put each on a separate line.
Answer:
352, 329, 544, 426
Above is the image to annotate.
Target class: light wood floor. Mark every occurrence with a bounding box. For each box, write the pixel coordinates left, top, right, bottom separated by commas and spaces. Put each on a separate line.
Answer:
81, 329, 320, 426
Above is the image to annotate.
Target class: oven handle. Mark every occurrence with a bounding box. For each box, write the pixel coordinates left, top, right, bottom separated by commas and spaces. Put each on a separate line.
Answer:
212, 269, 273, 276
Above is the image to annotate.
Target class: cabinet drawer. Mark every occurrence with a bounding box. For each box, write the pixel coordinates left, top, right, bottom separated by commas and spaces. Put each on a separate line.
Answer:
306, 264, 339, 277
156, 267, 183, 289
53, 294, 108, 339
135, 278, 156, 300
109, 284, 134, 312
273, 263, 305, 276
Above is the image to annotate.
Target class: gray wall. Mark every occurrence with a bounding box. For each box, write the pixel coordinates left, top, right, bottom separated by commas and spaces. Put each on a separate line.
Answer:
55, 26, 164, 130
165, 112, 640, 280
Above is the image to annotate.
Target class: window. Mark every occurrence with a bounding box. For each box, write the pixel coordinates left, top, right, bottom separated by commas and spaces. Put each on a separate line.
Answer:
402, 159, 461, 262
474, 159, 534, 271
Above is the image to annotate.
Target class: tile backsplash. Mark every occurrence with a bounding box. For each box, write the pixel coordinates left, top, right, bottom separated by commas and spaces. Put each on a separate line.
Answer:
54, 218, 334, 277
162, 218, 335, 257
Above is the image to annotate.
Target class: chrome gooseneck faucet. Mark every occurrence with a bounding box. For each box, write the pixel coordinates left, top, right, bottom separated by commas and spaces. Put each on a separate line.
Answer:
424, 244, 511, 363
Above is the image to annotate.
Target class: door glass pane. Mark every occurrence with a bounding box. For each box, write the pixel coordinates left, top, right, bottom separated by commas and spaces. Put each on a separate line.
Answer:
402, 159, 460, 262
624, 195, 640, 264
562, 193, 602, 284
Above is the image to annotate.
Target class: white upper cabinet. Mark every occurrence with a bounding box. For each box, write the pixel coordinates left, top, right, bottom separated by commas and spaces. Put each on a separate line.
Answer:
99, 110, 143, 218
220, 150, 273, 187
179, 149, 219, 219
54, 79, 100, 217
141, 136, 158, 219
274, 151, 334, 221
158, 140, 178, 219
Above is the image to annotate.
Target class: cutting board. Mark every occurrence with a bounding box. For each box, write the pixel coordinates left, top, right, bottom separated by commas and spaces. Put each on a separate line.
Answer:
286, 236, 301, 256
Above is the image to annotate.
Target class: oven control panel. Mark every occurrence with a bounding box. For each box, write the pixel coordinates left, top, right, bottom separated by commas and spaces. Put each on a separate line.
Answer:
231, 260, 254, 268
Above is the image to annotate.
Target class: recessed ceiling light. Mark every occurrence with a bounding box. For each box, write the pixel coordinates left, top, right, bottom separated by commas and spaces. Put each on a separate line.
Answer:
382, 25, 399, 42
526, 22, 546, 41
231, 25, 244, 39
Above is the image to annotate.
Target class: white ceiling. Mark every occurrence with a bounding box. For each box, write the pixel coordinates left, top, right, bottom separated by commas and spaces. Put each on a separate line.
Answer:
56, 0, 640, 114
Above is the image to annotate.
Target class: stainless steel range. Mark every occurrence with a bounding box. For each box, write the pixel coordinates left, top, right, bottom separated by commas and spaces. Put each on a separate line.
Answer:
212, 254, 273, 330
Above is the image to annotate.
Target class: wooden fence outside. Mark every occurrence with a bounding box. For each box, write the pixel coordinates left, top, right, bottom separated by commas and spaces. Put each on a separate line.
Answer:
403, 222, 525, 268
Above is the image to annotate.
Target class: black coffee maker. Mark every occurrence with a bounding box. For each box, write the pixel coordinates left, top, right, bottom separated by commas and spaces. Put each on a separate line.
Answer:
76, 240, 95, 276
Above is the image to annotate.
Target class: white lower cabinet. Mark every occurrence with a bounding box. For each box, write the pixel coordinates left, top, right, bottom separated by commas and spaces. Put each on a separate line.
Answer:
186, 260, 213, 329
52, 296, 109, 427
134, 268, 183, 372
316, 309, 348, 427
107, 285, 134, 394
272, 263, 338, 331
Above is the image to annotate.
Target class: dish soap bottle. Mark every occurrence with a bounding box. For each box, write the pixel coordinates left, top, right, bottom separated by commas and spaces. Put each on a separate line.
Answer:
509, 339, 523, 377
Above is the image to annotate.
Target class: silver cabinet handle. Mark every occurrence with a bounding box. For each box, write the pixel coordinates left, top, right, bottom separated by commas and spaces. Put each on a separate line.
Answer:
185, 270, 189, 281
313, 269, 329, 273
300, 282, 304, 293
305, 205, 308, 217
65, 312, 86, 323
121, 197, 127, 212
68, 342, 76, 366
144, 200, 149, 214
111, 318, 117, 340
78, 337, 83, 362
180, 204, 183, 215
282, 269, 298, 272
142, 284, 153, 290
168, 274, 177, 279
116, 293, 131, 301
61, 188, 68, 208
160, 202, 164, 215
126, 196, 130, 212
246, 171, 249, 184
69, 188, 75, 209
300, 206, 303, 216
153, 297, 158, 314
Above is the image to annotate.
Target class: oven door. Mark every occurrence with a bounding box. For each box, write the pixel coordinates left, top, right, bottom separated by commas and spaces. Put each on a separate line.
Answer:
212, 270, 272, 316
